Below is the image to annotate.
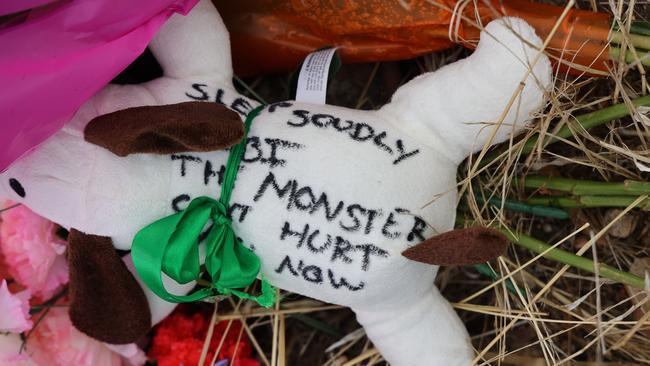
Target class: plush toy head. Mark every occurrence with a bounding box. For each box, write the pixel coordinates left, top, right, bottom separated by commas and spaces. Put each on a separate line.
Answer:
0, 1, 551, 364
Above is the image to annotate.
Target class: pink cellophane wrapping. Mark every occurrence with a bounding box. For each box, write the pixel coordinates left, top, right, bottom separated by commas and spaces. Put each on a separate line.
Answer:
0, 0, 198, 172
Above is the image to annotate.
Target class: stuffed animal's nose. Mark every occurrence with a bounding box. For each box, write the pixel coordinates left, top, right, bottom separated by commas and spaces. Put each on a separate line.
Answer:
8, 178, 25, 198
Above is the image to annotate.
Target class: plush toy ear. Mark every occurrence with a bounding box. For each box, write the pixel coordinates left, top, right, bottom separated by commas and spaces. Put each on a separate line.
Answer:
67, 229, 151, 344
84, 101, 244, 157
402, 227, 508, 266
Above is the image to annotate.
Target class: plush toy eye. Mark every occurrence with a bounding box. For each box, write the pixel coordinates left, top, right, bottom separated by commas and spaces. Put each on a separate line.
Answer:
9, 178, 25, 198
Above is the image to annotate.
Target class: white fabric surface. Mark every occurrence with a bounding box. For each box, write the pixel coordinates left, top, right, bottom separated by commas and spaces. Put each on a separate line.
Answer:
0, 1, 551, 364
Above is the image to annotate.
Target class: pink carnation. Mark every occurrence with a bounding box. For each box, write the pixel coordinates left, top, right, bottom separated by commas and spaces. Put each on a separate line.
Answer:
106, 343, 148, 366
0, 333, 39, 366
0, 201, 68, 299
0, 279, 32, 333
27, 308, 146, 366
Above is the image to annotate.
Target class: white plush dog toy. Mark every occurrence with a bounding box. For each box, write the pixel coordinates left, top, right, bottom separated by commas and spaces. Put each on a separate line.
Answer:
0, 1, 551, 365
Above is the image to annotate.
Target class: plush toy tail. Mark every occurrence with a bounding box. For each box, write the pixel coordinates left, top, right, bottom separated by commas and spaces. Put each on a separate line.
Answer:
353, 286, 473, 366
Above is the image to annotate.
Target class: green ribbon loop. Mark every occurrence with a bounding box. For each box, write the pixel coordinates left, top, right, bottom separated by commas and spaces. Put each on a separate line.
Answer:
132, 105, 275, 308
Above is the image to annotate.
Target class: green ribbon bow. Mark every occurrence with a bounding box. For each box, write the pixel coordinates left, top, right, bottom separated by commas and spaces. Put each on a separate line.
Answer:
132, 105, 275, 307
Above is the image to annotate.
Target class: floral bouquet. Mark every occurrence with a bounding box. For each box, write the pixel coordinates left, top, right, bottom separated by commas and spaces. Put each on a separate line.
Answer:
0, 202, 260, 366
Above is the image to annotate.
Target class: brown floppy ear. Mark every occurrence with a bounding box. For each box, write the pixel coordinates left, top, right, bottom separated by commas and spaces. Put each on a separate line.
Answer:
402, 227, 508, 266
85, 101, 244, 157
67, 229, 151, 344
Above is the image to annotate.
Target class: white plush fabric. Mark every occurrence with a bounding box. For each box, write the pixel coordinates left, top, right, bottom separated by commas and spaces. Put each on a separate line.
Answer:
0, 1, 551, 365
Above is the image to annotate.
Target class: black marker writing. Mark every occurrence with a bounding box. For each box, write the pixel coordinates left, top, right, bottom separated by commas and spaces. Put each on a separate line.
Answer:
285, 109, 421, 164
171, 154, 202, 177
255, 172, 425, 240
274, 255, 365, 291
280, 221, 389, 271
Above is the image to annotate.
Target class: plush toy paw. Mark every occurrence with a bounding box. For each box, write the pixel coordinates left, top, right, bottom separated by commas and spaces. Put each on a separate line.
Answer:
68, 230, 151, 344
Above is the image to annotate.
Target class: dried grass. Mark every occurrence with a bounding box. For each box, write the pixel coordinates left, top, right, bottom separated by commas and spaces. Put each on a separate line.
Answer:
202, 0, 650, 365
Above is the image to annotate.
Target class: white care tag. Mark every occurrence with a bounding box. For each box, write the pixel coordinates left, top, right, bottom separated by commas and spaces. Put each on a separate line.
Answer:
295, 47, 338, 105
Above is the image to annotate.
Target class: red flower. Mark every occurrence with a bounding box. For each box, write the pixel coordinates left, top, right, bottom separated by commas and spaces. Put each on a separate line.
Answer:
149, 309, 260, 366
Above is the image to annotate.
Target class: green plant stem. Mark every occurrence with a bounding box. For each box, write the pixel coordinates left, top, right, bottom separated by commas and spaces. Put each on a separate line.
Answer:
522, 95, 650, 153
29, 287, 68, 315
613, 20, 650, 37
609, 46, 650, 67
474, 194, 569, 219
481, 95, 650, 165
497, 229, 646, 289
473, 263, 523, 296
527, 195, 650, 211
520, 175, 650, 196
456, 216, 645, 289
631, 21, 650, 36
610, 32, 650, 51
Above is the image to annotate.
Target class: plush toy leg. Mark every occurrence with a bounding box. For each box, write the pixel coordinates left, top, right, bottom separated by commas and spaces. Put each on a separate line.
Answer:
353, 286, 473, 366
381, 17, 552, 164
68, 229, 151, 344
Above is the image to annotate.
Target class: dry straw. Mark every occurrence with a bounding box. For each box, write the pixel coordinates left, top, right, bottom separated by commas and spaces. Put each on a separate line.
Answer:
186, 0, 650, 364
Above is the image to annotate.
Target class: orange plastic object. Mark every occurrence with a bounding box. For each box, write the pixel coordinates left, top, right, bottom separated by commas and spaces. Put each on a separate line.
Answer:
215, 0, 612, 77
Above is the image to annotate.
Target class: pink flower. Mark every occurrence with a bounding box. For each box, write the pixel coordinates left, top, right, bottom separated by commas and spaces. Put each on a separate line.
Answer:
0, 201, 68, 299
106, 343, 148, 366
0, 279, 32, 333
0, 333, 39, 366
26, 308, 146, 366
